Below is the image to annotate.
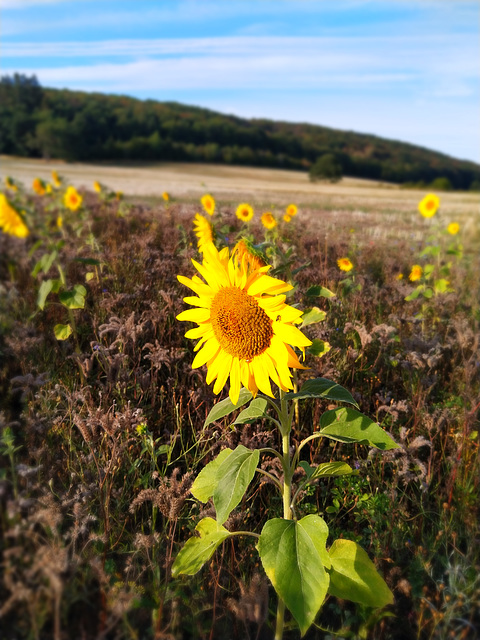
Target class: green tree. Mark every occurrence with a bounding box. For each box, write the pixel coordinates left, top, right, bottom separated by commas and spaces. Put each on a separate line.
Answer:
309, 154, 343, 183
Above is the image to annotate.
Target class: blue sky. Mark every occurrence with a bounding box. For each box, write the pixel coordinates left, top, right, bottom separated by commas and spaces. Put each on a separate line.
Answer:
2, 0, 479, 163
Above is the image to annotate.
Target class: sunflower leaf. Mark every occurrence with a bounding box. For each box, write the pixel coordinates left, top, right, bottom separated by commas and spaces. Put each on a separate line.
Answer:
171, 518, 231, 577
328, 539, 394, 608
299, 461, 353, 481
306, 285, 336, 299
319, 407, 400, 450
204, 388, 253, 427
54, 323, 73, 340
307, 339, 331, 357
37, 279, 54, 310
191, 448, 233, 502
234, 398, 268, 424
301, 307, 327, 326
284, 377, 359, 408
59, 284, 87, 310
213, 445, 259, 524
257, 515, 330, 636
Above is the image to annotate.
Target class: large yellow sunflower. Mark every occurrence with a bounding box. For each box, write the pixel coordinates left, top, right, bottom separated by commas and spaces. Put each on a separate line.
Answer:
64, 186, 83, 211
177, 244, 311, 403
0, 194, 29, 238
418, 194, 440, 218
193, 213, 214, 253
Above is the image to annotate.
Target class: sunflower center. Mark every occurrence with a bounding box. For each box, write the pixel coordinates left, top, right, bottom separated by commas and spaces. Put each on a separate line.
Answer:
210, 286, 273, 360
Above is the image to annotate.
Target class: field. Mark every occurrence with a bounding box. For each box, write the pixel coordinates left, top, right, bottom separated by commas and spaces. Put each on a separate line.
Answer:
0, 159, 479, 640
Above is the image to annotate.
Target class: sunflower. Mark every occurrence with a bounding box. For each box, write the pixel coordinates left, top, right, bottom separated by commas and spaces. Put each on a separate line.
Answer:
5, 176, 17, 192
0, 194, 29, 238
64, 186, 83, 211
93, 181, 102, 193
177, 244, 311, 403
447, 222, 460, 235
51, 170, 61, 188
162, 191, 170, 202
283, 214, 291, 223
233, 238, 267, 271
418, 194, 440, 218
337, 257, 353, 272
236, 203, 254, 222
261, 212, 277, 230
286, 204, 298, 217
409, 265, 423, 282
32, 178, 46, 196
201, 194, 215, 216
193, 213, 214, 253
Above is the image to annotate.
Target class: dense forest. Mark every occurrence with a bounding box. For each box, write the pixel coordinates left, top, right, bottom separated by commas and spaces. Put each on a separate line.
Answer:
1, 73, 479, 189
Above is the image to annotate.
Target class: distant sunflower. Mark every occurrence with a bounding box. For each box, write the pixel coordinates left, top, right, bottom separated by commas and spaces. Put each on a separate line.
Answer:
0, 194, 29, 238
201, 194, 215, 216
193, 213, 214, 253
5, 176, 17, 192
233, 238, 267, 271
337, 257, 353, 272
236, 203, 254, 222
447, 222, 460, 235
32, 178, 46, 196
286, 204, 298, 217
418, 194, 440, 218
283, 214, 292, 223
162, 191, 170, 202
51, 170, 61, 188
409, 265, 423, 282
261, 212, 277, 230
63, 186, 83, 211
177, 244, 311, 403
93, 181, 102, 193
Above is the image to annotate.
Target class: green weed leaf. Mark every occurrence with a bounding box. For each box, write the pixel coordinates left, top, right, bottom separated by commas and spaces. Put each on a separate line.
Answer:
285, 378, 359, 409
301, 307, 327, 326
213, 445, 259, 524
191, 448, 233, 502
234, 398, 268, 424
328, 539, 394, 608
306, 285, 335, 299
257, 515, 330, 636
204, 388, 253, 427
59, 284, 86, 309
171, 518, 231, 577
307, 339, 331, 357
319, 407, 399, 450
54, 323, 72, 340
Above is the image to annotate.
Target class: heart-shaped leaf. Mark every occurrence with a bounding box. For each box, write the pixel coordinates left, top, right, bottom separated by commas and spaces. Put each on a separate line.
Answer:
320, 408, 399, 450
59, 284, 86, 310
213, 445, 259, 524
191, 448, 233, 502
285, 378, 359, 408
54, 323, 72, 340
204, 388, 253, 427
234, 398, 268, 424
171, 518, 231, 577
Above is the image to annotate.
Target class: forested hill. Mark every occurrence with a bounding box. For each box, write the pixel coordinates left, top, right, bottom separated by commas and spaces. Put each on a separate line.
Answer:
1, 74, 479, 190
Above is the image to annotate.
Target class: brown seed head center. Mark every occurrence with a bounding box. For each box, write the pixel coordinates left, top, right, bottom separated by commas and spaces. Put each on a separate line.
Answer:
210, 287, 273, 360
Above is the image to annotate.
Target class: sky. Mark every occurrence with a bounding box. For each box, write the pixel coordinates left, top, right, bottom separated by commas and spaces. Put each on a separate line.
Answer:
1, 0, 479, 164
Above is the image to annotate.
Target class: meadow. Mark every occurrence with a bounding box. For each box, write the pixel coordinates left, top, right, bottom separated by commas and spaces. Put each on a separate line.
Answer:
0, 161, 479, 640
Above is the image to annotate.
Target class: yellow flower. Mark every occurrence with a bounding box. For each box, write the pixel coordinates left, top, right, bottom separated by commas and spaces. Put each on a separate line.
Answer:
236, 203, 254, 222
409, 265, 423, 282
201, 194, 215, 216
395, 273, 404, 280
46, 183, 53, 194
337, 257, 353, 272
116, 191, 123, 201
56, 215, 63, 229
93, 181, 101, 193
193, 213, 214, 253
51, 170, 61, 187
63, 186, 83, 211
5, 176, 17, 192
0, 194, 29, 238
286, 204, 298, 217
418, 194, 440, 218
177, 244, 311, 403
32, 177, 46, 196
162, 191, 170, 202
261, 212, 277, 230
283, 214, 291, 223
233, 238, 267, 271
447, 222, 460, 235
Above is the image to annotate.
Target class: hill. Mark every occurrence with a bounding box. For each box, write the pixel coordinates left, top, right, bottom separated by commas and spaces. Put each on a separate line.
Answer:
1, 73, 479, 190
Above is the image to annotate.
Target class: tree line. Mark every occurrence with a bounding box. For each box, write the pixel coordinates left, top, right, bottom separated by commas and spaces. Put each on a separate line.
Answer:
1, 74, 479, 190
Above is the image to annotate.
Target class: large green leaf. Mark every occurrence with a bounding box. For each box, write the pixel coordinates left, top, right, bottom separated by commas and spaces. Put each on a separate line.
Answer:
190, 448, 233, 502
319, 408, 399, 450
298, 461, 353, 481
59, 284, 86, 310
234, 398, 268, 424
305, 285, 335, 299
301, 307, 327, 326
284, 377, 359, 408
257, 515, 330, 636
328, 539, 394, 608
171, 518, 231, 577
54, 323, 72, 341
213, 445, 259, 524
204, 388, 253, 427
